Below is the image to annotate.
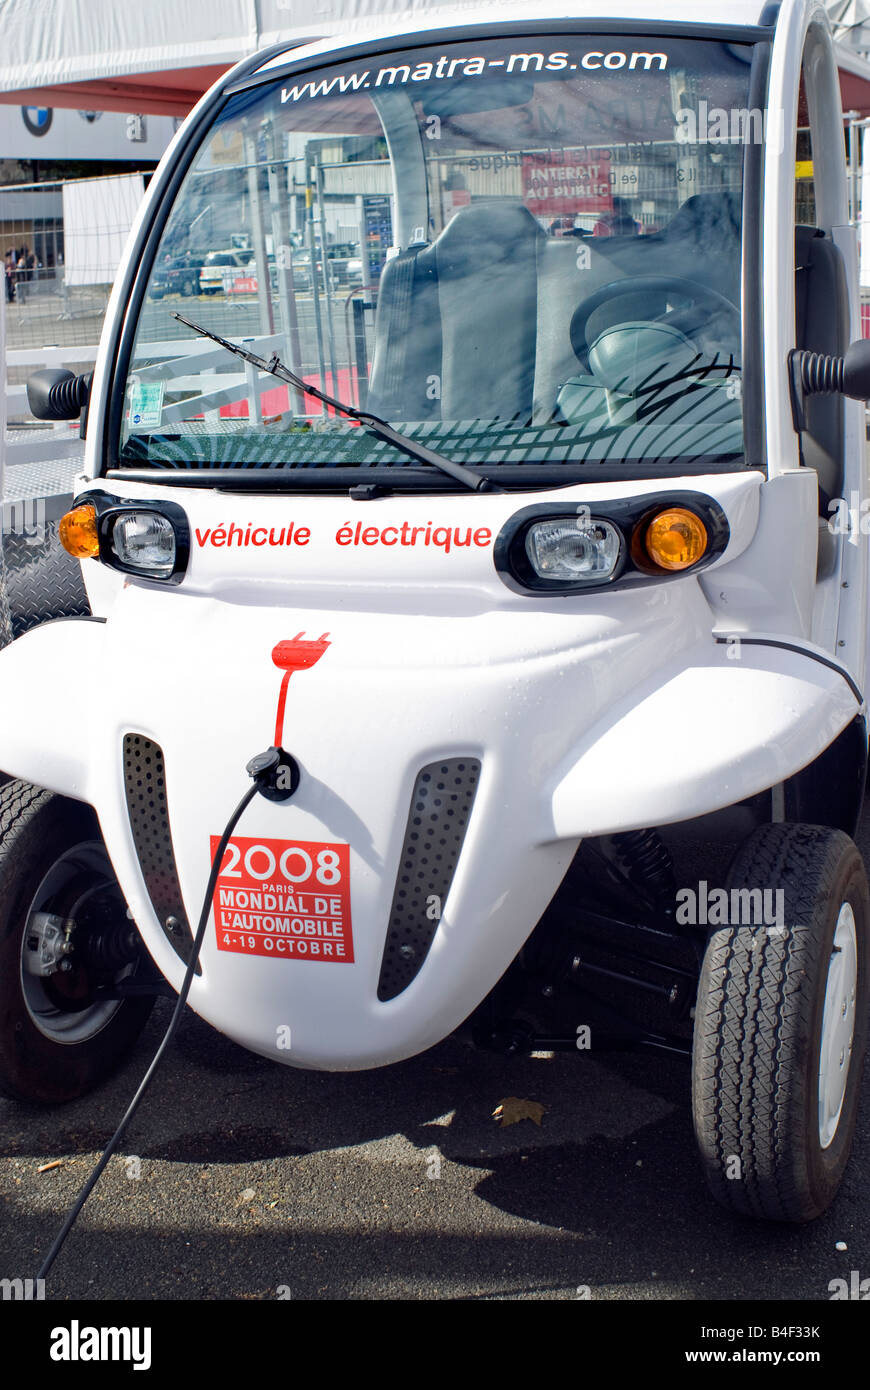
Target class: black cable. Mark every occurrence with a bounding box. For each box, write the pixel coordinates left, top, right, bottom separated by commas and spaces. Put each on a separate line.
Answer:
35, 780, 259, 1282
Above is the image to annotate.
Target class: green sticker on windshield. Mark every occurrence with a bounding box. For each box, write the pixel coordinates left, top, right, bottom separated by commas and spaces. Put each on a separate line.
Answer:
129, 380, 165, 429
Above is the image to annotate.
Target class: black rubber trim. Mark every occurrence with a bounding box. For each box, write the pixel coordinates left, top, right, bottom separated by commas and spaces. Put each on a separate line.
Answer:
107, 460, 753, 491
714, 636, 863, 704
740, 39, 772, 473
28, 615, 106, 628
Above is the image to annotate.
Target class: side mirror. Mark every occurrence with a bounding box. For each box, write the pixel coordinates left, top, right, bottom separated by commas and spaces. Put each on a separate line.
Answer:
789, 339, 870, 432
841, 338, 870, 400
26, 368, 92, 421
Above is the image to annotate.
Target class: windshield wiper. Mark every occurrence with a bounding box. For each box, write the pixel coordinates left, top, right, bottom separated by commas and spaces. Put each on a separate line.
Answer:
171, 313, 503, 493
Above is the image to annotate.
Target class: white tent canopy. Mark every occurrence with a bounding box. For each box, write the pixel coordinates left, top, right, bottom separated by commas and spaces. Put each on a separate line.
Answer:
0, 1, 869, 116
0, 0, 493, 115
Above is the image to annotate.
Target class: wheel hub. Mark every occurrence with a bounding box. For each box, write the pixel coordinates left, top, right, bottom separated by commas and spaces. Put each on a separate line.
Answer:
18, 842, 137, 1045
818, 901, 859, 1149
22, 912, 75, 977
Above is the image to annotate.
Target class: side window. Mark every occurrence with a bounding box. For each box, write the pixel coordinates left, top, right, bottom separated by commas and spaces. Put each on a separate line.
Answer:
795, 70, 817, 228
794, 46, 848, 510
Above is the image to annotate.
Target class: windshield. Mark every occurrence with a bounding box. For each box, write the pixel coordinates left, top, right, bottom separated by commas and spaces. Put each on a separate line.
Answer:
115, 33, 758, 487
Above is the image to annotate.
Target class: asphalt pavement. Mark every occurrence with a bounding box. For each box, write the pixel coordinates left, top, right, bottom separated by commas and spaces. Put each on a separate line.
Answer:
1, 832, 868, 1302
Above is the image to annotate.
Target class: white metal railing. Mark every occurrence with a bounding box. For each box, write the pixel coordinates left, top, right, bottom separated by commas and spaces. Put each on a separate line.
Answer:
5, 342, 101, 427
4, 333, 285, 483
2, 322, 94, 490
127, 334, 286, 423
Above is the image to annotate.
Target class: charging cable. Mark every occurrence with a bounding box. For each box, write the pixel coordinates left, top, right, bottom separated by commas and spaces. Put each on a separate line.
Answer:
35, 747, 292, 1281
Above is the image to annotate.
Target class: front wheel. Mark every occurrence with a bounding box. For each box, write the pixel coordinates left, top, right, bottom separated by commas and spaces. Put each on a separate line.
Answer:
692, 822, 869, 1222
0, 780, 155, 1103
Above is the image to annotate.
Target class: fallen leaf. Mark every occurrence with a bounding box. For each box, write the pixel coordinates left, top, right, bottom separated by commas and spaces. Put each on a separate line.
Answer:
492, 1097, 547, 1128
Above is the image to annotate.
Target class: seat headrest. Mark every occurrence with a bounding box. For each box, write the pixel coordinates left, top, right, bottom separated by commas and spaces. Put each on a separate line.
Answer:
664, 192, 741, 247
435, 200, 544, 274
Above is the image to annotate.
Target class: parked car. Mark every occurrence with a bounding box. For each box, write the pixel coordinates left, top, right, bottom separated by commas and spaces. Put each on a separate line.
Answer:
327, 242, 364, 287
150, 253, 206, 299
199, 249, 255, 294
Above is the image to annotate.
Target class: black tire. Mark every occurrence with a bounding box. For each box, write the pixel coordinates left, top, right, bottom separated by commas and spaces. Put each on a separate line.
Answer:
692, 823, 870, 1222
0, 779, 154, 1104
181, 277, 194, 297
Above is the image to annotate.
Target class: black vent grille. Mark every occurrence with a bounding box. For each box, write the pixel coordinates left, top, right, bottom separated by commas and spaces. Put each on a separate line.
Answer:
123, 734, 199, 971
377, 758, 481, 1001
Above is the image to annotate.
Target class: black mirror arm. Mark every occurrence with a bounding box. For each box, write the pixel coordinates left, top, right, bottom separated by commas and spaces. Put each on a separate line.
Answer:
26, 368, 93, 421
788, 340, 870, 432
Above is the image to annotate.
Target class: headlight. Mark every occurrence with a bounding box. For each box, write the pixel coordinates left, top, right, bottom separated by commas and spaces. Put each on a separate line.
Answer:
111, 511, 177, 578
495, 493, 729, 596
65, 495, 190, 583
525, 518, 622, 583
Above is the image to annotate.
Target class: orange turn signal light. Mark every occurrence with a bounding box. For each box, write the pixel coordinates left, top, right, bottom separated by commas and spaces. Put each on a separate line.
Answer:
59, 503, 100, 559
644, 508, 708, 571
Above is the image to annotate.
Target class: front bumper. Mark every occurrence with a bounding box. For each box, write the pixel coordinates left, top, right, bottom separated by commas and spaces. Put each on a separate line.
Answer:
0, 472, 858, 1069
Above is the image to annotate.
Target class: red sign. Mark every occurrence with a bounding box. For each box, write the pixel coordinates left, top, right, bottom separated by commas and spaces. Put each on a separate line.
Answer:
211, 834, 353, 963
522, 151, 613, 215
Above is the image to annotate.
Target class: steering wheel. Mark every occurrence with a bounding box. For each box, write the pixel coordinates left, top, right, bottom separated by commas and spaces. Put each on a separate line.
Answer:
569, 275, 740, 369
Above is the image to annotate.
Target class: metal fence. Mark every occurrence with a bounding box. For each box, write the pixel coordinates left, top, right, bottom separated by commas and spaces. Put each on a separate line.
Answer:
1, 175, 144, 356
0, 175, 127, 640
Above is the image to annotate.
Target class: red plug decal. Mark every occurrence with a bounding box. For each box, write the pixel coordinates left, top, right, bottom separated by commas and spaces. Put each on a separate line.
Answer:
272, 633, 331, 745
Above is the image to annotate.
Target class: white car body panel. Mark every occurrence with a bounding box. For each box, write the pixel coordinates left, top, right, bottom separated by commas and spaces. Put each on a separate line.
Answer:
2, 0, 868, 1071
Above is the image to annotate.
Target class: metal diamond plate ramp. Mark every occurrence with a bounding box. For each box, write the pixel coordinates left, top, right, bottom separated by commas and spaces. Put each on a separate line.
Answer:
1, 439, 89, 646
1, 522, 89, 640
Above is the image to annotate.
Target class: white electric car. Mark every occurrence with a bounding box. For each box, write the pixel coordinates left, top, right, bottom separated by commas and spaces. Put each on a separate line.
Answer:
3, 0, 870, 1223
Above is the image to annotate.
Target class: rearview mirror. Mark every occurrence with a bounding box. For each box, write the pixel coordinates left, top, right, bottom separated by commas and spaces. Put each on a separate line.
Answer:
26, 368, 92, 421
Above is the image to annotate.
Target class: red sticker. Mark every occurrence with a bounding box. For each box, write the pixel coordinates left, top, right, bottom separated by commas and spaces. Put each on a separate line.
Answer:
211, 834, 353, 963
